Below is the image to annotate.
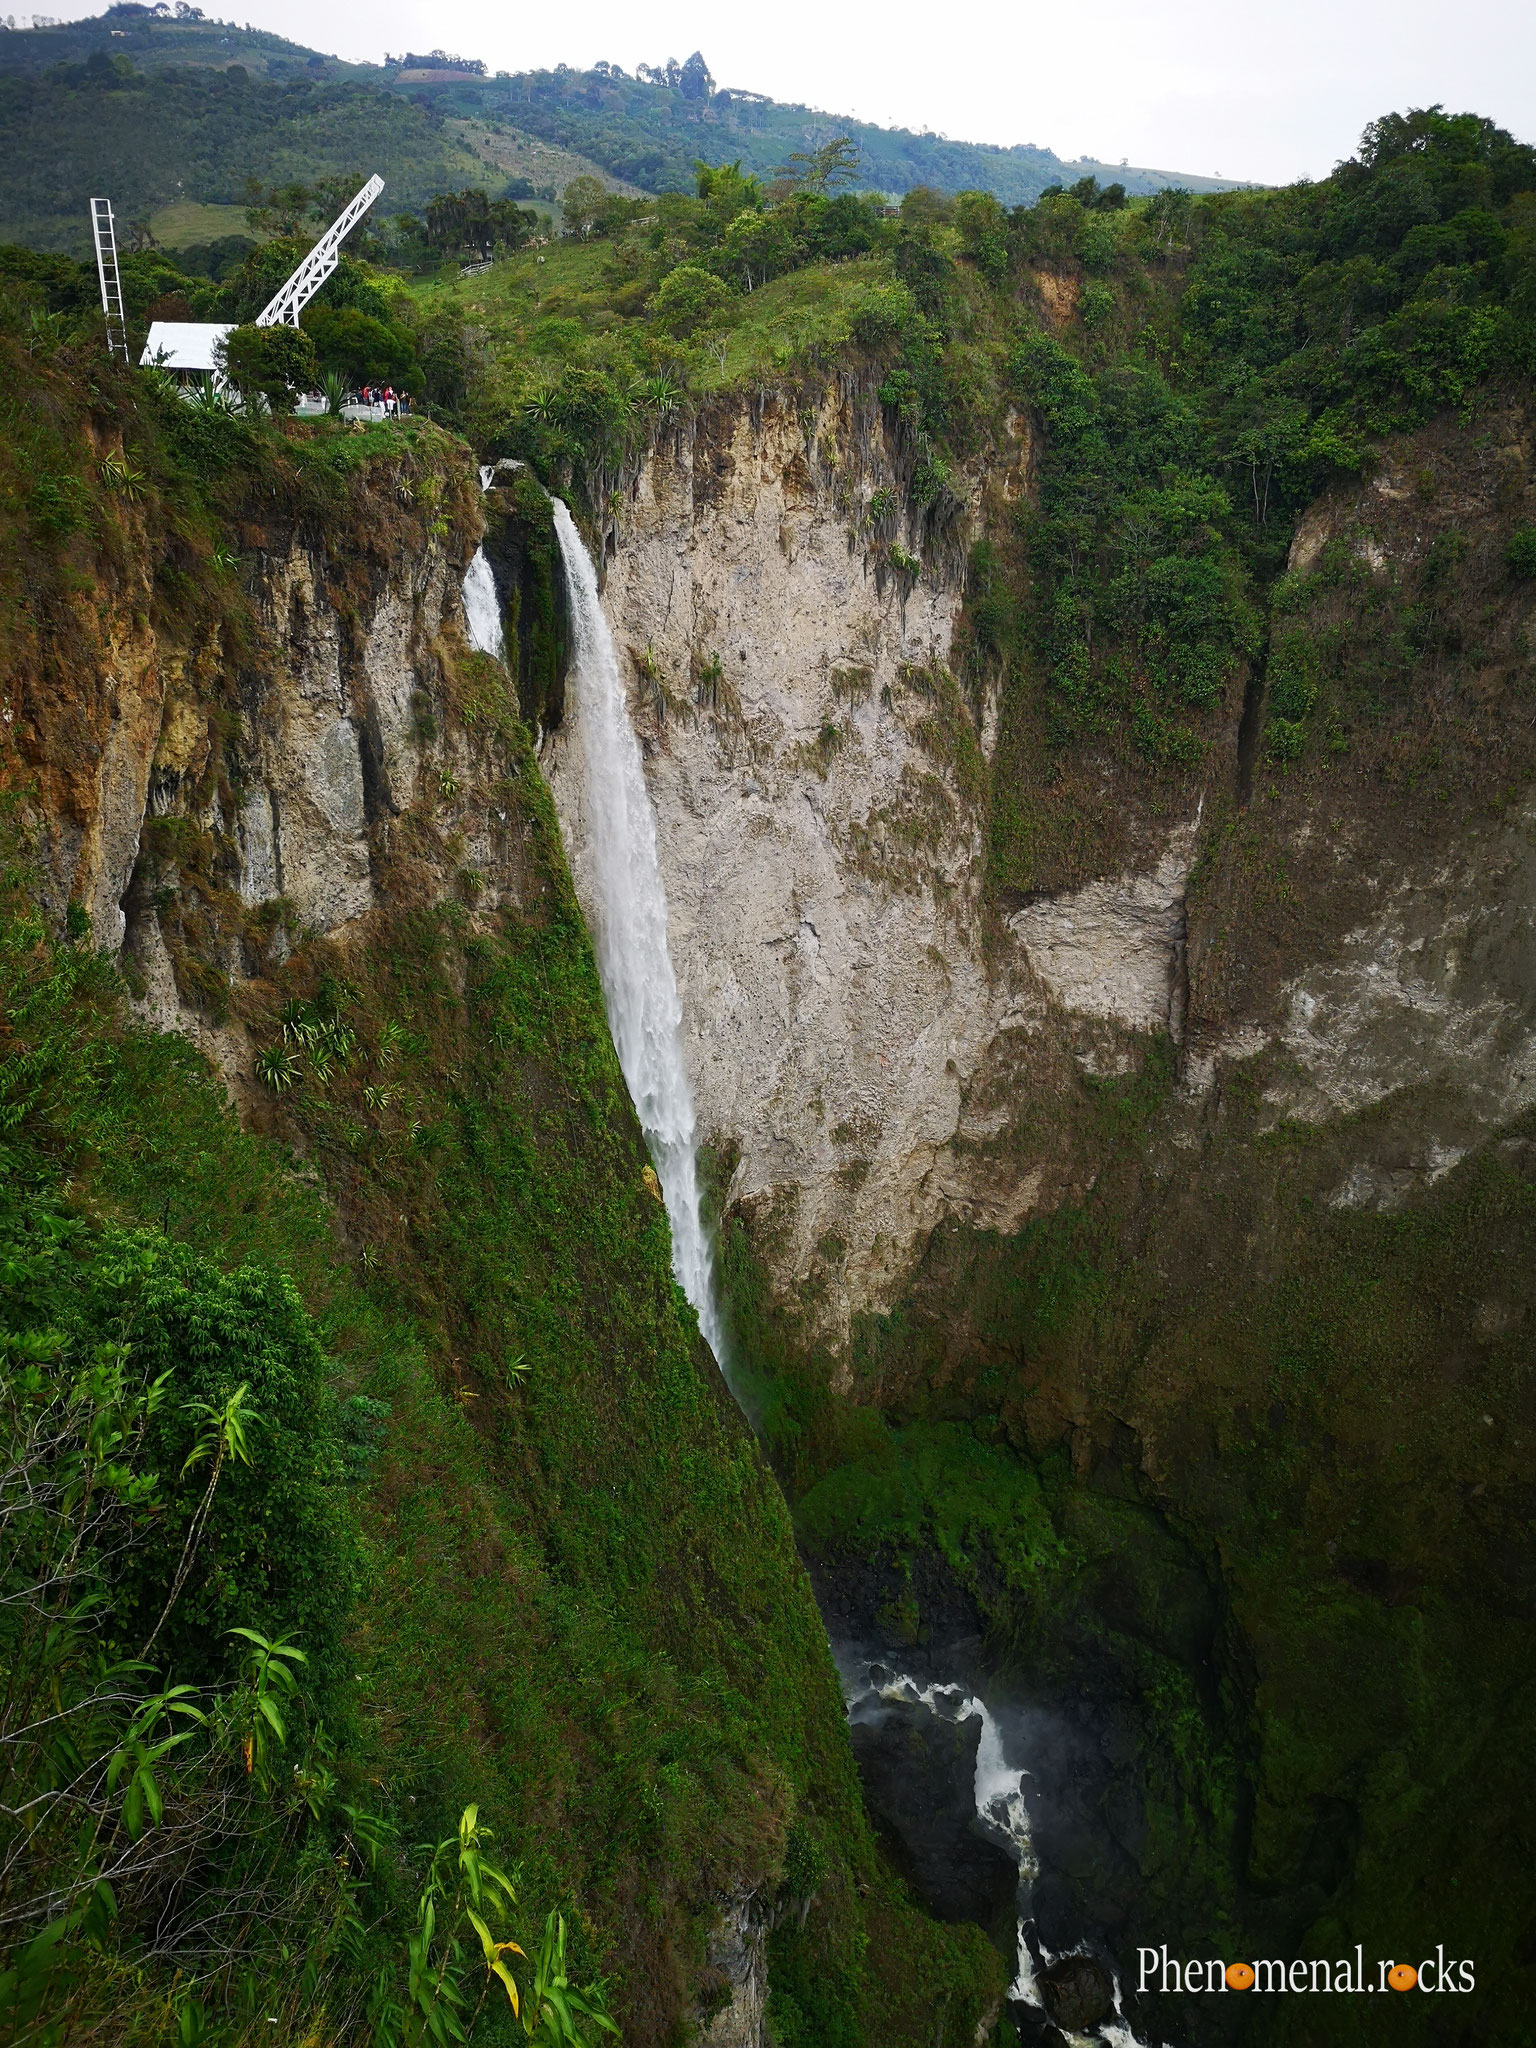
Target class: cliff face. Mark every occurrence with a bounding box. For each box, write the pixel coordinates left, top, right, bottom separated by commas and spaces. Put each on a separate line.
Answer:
554, 383, 1536, 1346
542, 382, 1235, 1356
550, 380, 1536, 2044
15, 428, 494, 1075
544, 379, 1168, 1349
5, 375, 984, 2048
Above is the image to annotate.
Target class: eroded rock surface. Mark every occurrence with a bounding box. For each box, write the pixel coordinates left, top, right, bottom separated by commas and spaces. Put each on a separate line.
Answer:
543, 386, 1053, 1341
539, 388, 1536, 1356
542, 390, 1229, 1344
12, 448, 533, 1096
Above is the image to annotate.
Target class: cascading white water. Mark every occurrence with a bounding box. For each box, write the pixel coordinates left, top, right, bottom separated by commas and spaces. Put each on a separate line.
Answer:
548, 500, 727, 1366
462, 547, 506, 661
843, 1660, 1158, 2047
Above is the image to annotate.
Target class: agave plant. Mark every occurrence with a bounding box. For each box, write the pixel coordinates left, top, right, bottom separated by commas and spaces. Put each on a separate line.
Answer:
322, 369, 349, 417
256, 1043, 301, 1093
188, 377, 238, 413
140, 363, 183, 405
637, 373, 681, 415
99, 452, 148, 501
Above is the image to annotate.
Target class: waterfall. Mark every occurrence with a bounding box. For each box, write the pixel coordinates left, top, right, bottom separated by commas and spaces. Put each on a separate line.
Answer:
512, 491, 1153, 2045
548, 501, 727, 1366
843, 1659, 1158, 2046
463, 547, 505, 660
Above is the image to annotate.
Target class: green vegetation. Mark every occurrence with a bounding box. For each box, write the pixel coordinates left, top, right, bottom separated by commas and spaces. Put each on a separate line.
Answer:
0, 9, 1241, 254
219, 318, 315, 407
0, 42, 495, 254
964, 107, 1536, 890
0, 319, 1007, 2046
363, 55, 1239, 210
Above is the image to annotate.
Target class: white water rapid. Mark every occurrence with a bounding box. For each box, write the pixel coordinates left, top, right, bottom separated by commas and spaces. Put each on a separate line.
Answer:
546, 500, 727, 1365
462, 547, 505, 661
843, 1660, 1158, 2047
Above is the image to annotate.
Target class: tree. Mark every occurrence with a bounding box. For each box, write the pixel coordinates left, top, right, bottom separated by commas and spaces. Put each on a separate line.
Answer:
652, 264, 730, 336
559, 175, 608, 239
217, 323, 316, 411
424, 189, 537, 261
678, 50, 713, 101
242, 178, 314, 237
696, 158, 762, 224
304, 305, 419, 389
778, 135, 861, 195
954, 190, 1009, 280
718, 206, 800, 290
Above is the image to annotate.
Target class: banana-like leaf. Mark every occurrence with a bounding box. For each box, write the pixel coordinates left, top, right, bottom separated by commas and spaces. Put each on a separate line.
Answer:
465, 1908, 496, 1962
491, 1958, 522, 2015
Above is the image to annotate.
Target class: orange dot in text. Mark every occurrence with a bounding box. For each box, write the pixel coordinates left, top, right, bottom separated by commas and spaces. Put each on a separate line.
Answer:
1388, 1964, 1418, 1991
1225, 1963, 1255, 1991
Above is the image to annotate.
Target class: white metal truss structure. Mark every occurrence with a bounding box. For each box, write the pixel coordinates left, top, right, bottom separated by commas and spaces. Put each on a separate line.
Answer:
255, 174, 385, 328
89, 197, 128, 360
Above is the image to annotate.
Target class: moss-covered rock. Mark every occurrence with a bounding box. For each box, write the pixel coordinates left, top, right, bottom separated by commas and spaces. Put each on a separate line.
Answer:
482, 459, 570, 733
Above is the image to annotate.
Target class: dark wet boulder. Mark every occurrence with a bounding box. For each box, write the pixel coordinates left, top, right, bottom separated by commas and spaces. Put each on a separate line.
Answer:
1038, 1953, 1115, 2032
848, 1698, 1019, 1925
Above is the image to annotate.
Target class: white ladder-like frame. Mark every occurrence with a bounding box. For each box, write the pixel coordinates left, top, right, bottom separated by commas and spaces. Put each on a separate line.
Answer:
89, 196, 128, 361
255, 174, 385, 327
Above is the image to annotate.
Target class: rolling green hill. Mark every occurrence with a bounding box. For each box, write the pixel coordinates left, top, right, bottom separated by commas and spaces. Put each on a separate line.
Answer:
407, 54, 1243, 206
0, 22, 491, 251
0, 5, 1247, 254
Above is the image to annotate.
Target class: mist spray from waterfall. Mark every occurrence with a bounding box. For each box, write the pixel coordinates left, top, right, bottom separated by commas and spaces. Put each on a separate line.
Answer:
548, 501, 727, 1367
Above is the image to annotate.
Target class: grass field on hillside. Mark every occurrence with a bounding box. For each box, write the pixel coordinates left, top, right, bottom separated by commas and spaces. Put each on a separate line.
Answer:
148, 200, 263, 248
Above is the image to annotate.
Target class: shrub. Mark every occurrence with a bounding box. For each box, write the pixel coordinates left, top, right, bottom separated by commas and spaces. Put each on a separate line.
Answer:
1268, 628, 1320, 719
652, 263, 732, 337
1268, 716, 1307, 760
304, 304, 420, 390
1079, 282, 1117, 331
218, 322, 317, 411
1507, 525, 1536, 578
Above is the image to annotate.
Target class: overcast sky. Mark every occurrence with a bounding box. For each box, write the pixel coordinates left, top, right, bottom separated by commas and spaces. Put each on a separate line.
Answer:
47, 0, 1536, 185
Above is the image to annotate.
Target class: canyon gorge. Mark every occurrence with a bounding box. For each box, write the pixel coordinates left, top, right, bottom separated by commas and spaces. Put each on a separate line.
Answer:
6, 107, 1536, 2044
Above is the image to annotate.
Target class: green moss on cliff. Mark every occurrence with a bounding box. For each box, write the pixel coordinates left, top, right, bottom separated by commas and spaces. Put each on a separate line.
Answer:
484, 464, 570, 732
0, 333, 1009, 2046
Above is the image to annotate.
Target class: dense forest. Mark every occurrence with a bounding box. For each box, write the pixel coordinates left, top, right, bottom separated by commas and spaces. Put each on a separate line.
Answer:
0, 48, 492, 250
404, 56, 1236, 208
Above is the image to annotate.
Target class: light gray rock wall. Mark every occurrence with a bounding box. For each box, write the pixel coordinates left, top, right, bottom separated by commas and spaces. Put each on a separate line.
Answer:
542, 390, 1211, 1346
83, 515, 496, 1082
545, 387, 1536, 1347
